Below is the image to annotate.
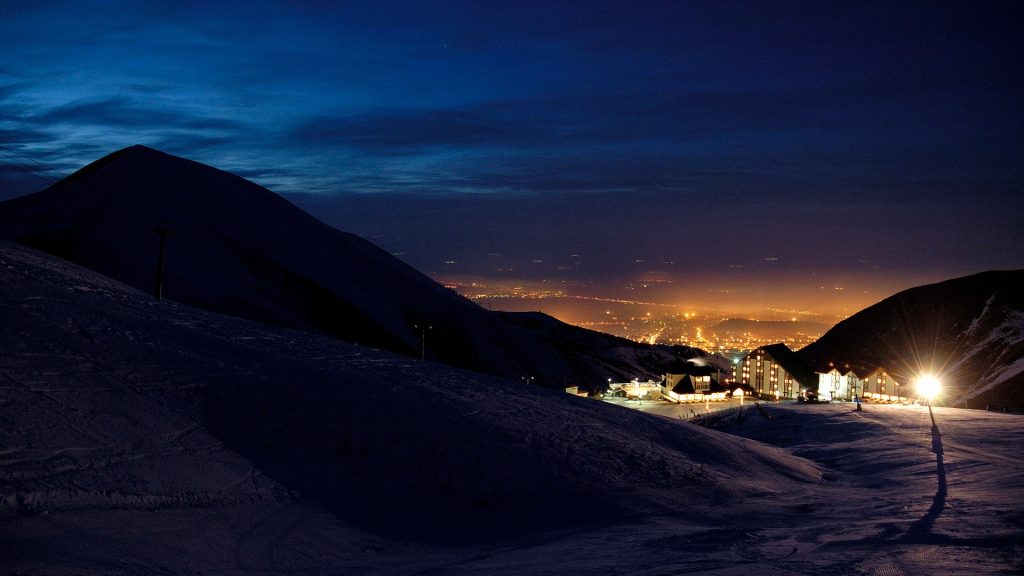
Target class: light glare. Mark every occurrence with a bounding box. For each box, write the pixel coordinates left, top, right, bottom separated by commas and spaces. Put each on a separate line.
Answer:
917, 375, 941, 401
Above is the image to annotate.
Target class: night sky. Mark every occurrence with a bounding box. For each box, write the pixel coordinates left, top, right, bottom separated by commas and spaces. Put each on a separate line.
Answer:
2, 1, 1021, 314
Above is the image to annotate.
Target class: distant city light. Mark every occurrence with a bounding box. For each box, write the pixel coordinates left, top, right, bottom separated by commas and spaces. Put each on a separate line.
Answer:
442, 279, 836, 354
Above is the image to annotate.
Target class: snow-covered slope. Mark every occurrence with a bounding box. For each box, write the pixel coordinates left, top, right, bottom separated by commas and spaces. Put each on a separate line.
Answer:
797, 270, 1024, 410
4, 240, 1019, 569
1, 241, 827, 573
700, 402, 1024, 575
0, 145, 703, 389
3, 242, 1020, 574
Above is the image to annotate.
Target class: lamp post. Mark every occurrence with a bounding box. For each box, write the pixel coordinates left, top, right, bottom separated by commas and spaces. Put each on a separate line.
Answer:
413, 324, 431, 360
917, 375, 941, 432
916, 372, 946, 511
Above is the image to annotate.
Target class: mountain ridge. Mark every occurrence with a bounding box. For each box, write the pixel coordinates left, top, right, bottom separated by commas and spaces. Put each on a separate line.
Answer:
797, 269, 1024, 409
0, 145, 704, 388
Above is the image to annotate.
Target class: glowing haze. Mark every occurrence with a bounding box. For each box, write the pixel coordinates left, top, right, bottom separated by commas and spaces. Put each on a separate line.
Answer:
1, 1, 1021, 320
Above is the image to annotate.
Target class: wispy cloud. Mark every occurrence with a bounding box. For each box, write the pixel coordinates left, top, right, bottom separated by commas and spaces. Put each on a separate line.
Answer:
0, 0, 1020, 284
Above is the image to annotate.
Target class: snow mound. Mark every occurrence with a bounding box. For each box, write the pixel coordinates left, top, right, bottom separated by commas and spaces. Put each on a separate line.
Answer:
8, 243, 1016, 574
0, 241, 817, 554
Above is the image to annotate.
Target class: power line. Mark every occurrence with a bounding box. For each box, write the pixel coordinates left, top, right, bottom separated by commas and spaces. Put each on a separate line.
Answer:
0, 144, 68, 187
0, 143, 68, 177
0, 154, 59, 188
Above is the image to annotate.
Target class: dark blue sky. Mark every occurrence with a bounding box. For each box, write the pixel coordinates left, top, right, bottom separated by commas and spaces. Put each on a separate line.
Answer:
1, 1, 1021, 313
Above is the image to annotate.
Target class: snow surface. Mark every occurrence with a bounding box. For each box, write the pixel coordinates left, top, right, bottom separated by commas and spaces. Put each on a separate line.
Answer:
954, 309, 1024, 402
2, 241, 1022, 575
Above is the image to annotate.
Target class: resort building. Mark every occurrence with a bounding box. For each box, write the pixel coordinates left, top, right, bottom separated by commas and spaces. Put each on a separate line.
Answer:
811, 363, 912, 403
862, 368, 910, 402
732, 344, 817, 400
816, 365, 864, 402
662, 367, 727, 403
608, 379, 662, 400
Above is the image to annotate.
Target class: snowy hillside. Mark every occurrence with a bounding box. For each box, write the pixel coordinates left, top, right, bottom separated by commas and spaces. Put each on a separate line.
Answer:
798, 270, 1024, 410
0, 241, 810, 571
3, 241, 1021, 574
699, 402, 1024, 575
0, 145, 704, 390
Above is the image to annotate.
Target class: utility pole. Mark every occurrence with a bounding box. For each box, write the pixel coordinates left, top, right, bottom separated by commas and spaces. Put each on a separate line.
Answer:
414, 324, 431, 360
154, 226, 173, 300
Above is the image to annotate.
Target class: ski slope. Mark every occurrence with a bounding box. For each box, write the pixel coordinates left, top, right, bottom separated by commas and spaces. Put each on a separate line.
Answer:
2, 240, 1021, 575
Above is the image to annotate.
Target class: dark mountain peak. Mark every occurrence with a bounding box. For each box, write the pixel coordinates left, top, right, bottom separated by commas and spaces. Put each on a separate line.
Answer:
0, 146, 703, 388
39, 144, 285, 213
4, 144, 329, 252
798, 269, 1024, 408
885, 269, 1024, 306
80, 143, 207, 169
126, 143, 160, 153
0, 146, 450, 343
45, 144, 204, 190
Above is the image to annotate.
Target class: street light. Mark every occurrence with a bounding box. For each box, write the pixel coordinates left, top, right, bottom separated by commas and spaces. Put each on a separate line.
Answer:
917, 375, 941, 402
916, 374, 942, 430
413, 324, 431, 360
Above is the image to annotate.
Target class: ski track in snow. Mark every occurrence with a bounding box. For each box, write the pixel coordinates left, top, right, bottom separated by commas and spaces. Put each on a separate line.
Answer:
1, 241, 1022, 575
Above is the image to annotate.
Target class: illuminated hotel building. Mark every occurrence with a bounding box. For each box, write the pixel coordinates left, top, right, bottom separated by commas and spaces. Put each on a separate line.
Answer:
813, 365, 911, 402
862, 368, 909, 402
732, 343, 817, 400
816, 365, 863, 402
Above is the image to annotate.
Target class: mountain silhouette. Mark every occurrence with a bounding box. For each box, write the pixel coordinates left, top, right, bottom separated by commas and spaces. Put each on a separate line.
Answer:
797, 270, 1024, 409
0, 145, 701, 387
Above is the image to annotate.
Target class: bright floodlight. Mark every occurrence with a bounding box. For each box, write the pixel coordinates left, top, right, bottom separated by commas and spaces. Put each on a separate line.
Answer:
917, 375, 941, 401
